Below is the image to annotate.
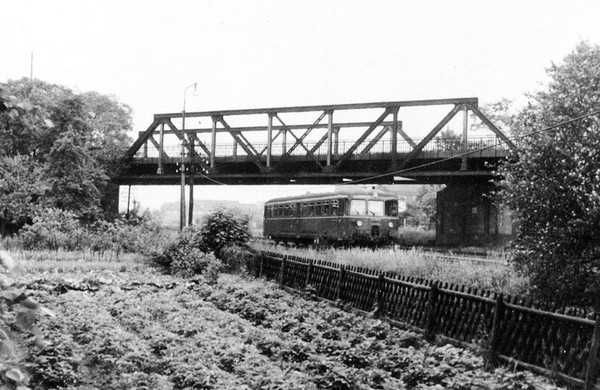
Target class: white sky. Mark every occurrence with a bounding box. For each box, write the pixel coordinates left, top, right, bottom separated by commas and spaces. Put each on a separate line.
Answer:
3, 0, 600, 211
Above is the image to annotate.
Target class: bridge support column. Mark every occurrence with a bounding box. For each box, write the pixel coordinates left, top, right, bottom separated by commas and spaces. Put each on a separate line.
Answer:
157, 123, 165, 174
391, 107, 399, 170
436, 182, 514, 247
210, 116, 217, 168
461, 105, 468, 171
326, 110, 333, 166
280, 128, 287, 155
267, 113, 274, 167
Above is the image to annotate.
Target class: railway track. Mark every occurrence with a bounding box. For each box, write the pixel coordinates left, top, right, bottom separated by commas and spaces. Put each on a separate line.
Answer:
253, 237, 509, 266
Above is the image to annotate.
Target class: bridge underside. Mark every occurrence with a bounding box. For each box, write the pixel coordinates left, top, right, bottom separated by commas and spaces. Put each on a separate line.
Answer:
114, 153, 505, 186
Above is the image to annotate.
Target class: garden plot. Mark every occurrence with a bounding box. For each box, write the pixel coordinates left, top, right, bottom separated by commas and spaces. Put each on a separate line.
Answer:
5, 261, 564, 389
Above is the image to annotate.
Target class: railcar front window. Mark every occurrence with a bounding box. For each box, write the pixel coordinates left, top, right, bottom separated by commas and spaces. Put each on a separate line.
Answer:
350, 199, 367, 215
385, 200, 399, 216
367, 200, 384, 216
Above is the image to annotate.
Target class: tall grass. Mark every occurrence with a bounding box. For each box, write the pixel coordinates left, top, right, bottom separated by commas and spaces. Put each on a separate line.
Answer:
253, 243, 530, 296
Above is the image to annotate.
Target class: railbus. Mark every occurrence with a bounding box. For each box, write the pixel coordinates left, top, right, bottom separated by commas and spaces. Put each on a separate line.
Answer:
263, 187, 401, 246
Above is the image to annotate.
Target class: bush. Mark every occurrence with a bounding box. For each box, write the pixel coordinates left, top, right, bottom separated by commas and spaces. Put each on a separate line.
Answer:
396, 227, 436, 247
150, 225, 222, 282
150, 209, 252, 280
19, 208, 84, 250
198, 208, 252, 257
16, 208, 169, 257
220, 245, 256, 274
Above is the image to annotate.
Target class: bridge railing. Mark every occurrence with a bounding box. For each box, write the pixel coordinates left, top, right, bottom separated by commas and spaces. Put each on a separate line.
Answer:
133, 135, 512, 161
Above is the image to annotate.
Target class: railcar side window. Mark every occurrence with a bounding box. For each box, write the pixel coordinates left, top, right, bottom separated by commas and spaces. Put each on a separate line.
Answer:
331, 200, 339, 216
350, 199, 367, 215
323, 201, 330, 215
367, 200, 384, 216
385, 200, 399, 216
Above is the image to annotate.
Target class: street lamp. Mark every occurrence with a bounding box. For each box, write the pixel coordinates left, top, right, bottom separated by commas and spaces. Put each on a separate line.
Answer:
180, 82, 197, 230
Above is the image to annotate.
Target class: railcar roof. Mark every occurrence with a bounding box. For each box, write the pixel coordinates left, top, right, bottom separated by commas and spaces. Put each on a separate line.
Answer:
265, 186, 399, 204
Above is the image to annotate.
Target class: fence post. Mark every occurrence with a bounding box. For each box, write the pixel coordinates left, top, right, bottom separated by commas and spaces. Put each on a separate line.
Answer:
336, 265, 346, 302
279, 257, 287, 287
374, 273, 385, 317
489, 294, 505, 366
259, 253, 265, 278
305, 259, 314, 288
425, 282, 439, 342
585, 315, 600, 389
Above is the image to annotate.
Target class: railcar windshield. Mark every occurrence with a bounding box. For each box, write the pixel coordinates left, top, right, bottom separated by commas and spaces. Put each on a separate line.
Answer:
350, 199, 386, 216
350, 199, 367, 215
367, 200, 385, 216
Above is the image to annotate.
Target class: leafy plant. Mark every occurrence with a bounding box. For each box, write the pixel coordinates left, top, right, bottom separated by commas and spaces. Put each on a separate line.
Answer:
1, 250, 55, 390
198, 208, 252, 257
499, 41, 600, 308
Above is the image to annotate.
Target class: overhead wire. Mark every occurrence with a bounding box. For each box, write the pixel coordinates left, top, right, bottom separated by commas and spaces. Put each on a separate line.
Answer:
345, 107, 600, 185
135, 107, 600, 192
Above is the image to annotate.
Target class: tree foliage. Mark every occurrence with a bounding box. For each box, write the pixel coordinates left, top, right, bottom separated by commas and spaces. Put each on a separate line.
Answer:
499, 41, 600, 308
403, 185, 443, 229
0, 78, 133, 228
0, 155, 47, 236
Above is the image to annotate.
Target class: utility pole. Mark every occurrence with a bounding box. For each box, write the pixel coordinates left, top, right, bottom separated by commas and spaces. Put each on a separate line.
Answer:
180, 83, 197, 230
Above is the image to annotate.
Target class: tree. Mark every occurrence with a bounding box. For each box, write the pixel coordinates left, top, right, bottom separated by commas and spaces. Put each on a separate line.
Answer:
0, 155, 47, 237
499, 41, 600, 308
44, 130, 108, 222
0, 78, 134, 224
404, 185, 443, 229
434, 128, 462, 152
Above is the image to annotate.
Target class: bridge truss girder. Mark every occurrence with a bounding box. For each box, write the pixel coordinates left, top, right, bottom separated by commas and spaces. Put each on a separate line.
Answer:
121, 97, 514, 185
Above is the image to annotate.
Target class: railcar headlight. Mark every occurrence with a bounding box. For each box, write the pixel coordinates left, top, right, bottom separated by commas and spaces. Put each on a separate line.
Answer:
388, 222, 394, 228
356, 221, 363, 227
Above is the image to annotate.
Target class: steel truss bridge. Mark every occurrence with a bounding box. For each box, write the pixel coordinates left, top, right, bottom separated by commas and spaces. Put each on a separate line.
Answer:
115, 97, 515, 186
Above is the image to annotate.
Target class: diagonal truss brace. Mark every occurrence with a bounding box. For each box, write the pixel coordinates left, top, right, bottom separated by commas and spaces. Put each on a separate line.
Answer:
148, 137, 170, 159
273, 112, 326, 170
125, 118, 161, 159
163, 119, 210, 171
399, 104, 463, 170
333, 107, 394, 171
215, 116, 268, 172
466, 103, 516, 150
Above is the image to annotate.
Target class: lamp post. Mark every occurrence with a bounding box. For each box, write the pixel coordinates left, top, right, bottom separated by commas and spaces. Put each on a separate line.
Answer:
180, 82, 197, 230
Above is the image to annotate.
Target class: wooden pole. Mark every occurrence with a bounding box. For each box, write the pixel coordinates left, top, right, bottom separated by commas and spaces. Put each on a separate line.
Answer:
586, 315, 600, 389
425, 282, 439, 341
259, 253, 265, 278
336, 265, 346, 302
305, 259, 314, 288
489, 294, 505, 366
279, 257, 287, 287
375, 273, 385, 317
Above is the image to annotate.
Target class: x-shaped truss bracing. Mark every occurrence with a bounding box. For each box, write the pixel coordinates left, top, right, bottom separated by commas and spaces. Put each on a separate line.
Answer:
125, 97, 514, 176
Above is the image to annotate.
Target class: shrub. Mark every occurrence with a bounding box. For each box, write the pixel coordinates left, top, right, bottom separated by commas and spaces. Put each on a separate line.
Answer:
19, 208, 84, 250
396, 227, 436, 247
151, 225, 222, 281
198, 208, 252, 257
150, 209, 252, 279
220, 245, 256, 274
